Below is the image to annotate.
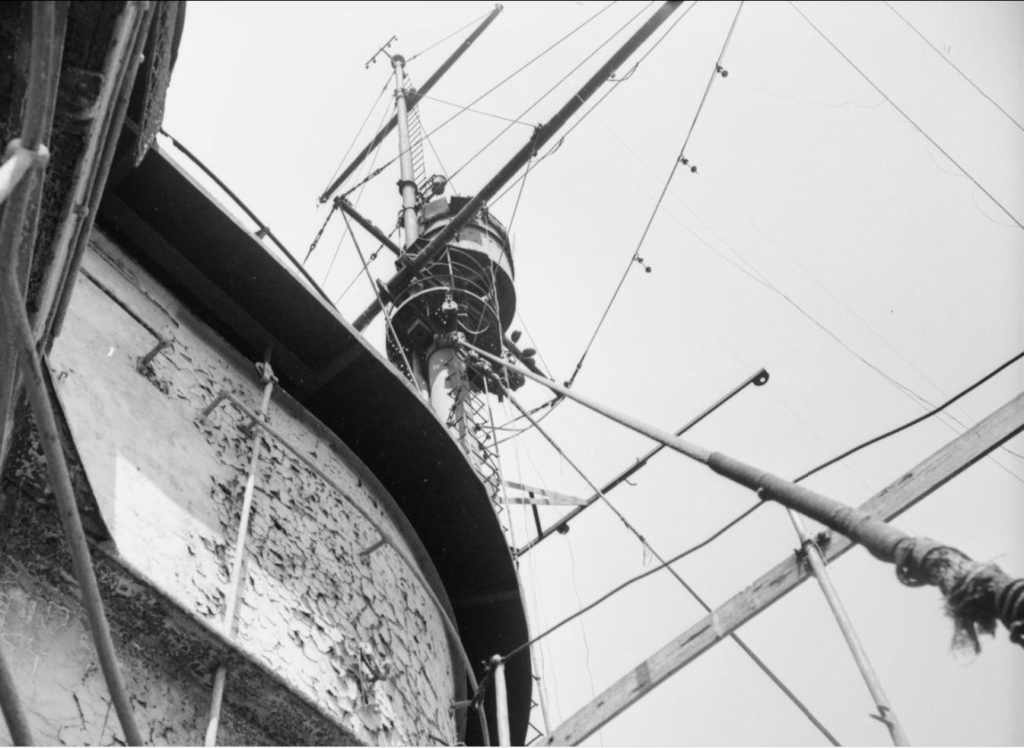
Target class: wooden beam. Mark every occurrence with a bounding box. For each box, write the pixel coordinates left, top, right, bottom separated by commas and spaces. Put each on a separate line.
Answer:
543, 391, 1024, 745
503, 481, 589, 506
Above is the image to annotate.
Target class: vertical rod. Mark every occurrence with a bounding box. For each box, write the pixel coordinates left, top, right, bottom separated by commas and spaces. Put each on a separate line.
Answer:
787, 511, 910, 746
0, 644, 33, 746
354, 1, 685, 331
391, 54, 419, 248
492, 656, 511, 747
0, 4, 145, 745
204, 365, 276, 747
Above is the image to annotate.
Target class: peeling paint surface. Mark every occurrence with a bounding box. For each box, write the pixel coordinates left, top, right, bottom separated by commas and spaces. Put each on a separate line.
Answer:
1, 228, 460, 746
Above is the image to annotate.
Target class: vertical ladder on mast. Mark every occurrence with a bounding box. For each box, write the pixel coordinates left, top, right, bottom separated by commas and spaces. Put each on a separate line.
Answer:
404, 78, 430, 197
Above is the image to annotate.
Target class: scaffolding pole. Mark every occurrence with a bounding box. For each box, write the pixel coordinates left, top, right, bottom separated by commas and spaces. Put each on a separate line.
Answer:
787, 510, 909, 745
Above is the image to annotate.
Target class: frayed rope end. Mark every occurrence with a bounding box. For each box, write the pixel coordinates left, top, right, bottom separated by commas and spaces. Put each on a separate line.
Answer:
894, 537, 1024, 654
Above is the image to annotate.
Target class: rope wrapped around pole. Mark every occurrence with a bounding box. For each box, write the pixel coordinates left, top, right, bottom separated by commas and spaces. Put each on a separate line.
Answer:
462, 341, 1024, 652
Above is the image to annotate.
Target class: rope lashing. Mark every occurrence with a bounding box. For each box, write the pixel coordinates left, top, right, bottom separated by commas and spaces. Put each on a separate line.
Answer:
893, 538, 1024, 652
0, 139, 50, 206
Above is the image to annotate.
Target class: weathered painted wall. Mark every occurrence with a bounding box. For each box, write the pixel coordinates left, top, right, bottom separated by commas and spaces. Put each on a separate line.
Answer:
0, 226, 461, 745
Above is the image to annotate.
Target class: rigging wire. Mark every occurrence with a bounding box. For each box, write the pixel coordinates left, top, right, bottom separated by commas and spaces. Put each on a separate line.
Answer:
787, 1, 1024, 231
881, 0, 1024, 134
333, 225, 399, 305
793, 348, 1024, 483
341, 211, 416, 380
593, 122, 1024, 481
319, 76, 393, 204
488, 2, 702, 443
501, 502, 762, 665
337, 0, 618, 200
417, 93, 539, 128
678, 0, 744, 159
564, 1, 742, 390
319, 84, 397, 288
407, 8, 493, 64
447, 2, 657, 183
489, 0, 697, 207
418, 104, 457, 193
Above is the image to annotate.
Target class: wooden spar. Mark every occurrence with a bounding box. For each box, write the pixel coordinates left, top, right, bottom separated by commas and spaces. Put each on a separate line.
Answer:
318, 4, 504, 204
503, 481, 589, 506
787, 511, 910, 746
353, 1, 686, 331
542, 391, 1024, 745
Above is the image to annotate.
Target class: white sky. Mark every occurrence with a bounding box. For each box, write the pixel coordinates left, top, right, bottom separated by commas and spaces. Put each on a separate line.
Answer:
162, 2, 1024, 744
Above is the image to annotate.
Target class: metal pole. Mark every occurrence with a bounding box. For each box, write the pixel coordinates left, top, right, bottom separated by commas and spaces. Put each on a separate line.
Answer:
787, 510, 910, 745
319, 4, 504, 203
198, 390, 490, 745
517, 367, 768, 554
204, 364, 276, 747
492, 656, 511, 747
0, 644, 33, 746
353, 1, 685, 331
391, 54, 420, 248
427, 346, 466, 428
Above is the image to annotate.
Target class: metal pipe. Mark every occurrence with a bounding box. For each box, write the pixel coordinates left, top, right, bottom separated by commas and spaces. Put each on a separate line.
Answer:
786, 511, 910, 746
0, 0, 64, 471
391, 54, 420, 247
492, 656, 511, 746
198, 390, 489, 744
517, 367, 768, 554
337, 198, 403, 256
0, 142, 48, 206
47, 1, 154, 342
158, 130, 335, 307
464, 341, 711, 464
1, 217, 146, 748
30, 0, 144, 343
204, 365, 276, 747
319, 4, 504, 203
354, 1, 684, 330
0, 644, 33, 745
0, 5, 144, 745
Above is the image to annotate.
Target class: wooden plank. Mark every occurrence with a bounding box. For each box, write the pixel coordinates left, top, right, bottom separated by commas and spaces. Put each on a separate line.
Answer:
543, 391, 1024, 745
503, 481, 589, 507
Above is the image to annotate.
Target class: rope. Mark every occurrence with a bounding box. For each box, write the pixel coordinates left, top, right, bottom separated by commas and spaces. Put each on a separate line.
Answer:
788, 1, 1024, 231
793, 348, 1024, 483
501, 503, 761, 664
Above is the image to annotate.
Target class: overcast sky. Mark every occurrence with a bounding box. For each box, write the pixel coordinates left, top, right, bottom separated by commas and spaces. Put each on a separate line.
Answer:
162, 2, 1024, 744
